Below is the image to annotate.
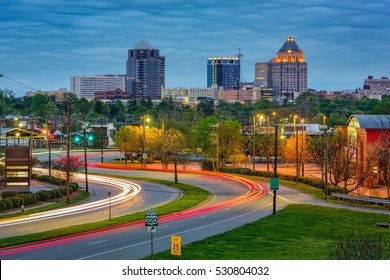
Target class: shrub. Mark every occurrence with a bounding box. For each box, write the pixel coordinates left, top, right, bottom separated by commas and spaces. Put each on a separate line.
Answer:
2, 198, 13, 210
59, 187, 67, 196
1, 191, 16, 199
69, 182, 79, 193
34, 175, 66, 186
17, 194, 36, 205
48, 189, 62, 199
200, 160, 214, 171
8, 197, 23, 208
0, 201, 6, 211
36, 190, 51, 201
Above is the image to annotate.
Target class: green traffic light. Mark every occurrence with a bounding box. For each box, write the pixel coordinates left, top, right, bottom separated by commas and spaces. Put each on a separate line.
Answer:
74, 136, 81, 143
88, 134, 94, 141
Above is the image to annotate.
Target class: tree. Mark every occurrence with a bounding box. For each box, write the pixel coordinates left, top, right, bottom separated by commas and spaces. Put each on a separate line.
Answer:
193, 116, 218, 170
282, 133, 313, 176
295, 92, 319, 121
218, 120, 245, 166
328, 131, 374, 193
114, 125, 143, 164
50, 156, 84, 181
371, 130, 390, 198
163, 128, 187, 183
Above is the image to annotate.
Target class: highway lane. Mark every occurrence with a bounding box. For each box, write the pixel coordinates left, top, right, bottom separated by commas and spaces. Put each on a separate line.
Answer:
0, 166, 323, 260
0, 175, 178, 239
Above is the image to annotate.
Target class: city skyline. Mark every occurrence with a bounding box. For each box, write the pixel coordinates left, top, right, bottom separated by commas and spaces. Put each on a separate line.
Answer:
0, 0, 389, 96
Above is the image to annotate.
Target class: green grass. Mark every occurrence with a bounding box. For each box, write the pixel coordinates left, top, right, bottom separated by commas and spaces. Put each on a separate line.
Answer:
0, 177, 209, 248
0, 191, 91, 219
150, 204, 390, 260
243, 174, 326, 199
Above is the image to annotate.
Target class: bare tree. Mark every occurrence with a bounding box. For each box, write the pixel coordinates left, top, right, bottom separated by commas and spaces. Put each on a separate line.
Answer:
328, 131, 374, 193
371, 130, 390, 198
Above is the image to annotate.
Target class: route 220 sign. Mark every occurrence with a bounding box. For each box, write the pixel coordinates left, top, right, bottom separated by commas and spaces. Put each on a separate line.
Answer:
145, 209, 158, 226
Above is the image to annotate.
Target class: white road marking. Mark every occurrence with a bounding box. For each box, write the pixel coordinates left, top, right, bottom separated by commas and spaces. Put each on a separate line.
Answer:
89, 240, 107, 245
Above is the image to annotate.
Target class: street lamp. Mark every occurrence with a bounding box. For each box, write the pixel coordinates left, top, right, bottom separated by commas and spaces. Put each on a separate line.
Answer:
46, 120, 52, 177
323, 116, 328, 199
294, 115, 299, 182
300, 118, 305, 177
252, 114, 260, 171
142, 114, 151, 168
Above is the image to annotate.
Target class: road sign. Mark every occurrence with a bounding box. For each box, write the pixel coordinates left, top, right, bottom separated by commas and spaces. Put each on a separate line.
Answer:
145, 209, 158, 226
143, 153, 147, 159
148, 226, 157, 233
171, 235, 182, 256
270, 178, 279, 191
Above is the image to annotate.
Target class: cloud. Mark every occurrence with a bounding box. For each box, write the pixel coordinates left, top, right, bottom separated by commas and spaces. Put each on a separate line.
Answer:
0, 0, 389, 94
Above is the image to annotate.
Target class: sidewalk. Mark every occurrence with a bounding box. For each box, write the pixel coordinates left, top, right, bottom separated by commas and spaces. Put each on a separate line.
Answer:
95, 160, 389, 199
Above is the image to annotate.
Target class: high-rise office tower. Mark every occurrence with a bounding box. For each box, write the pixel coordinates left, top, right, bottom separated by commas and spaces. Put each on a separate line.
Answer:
207, 57, 240, 90
254, 37, 308, 100
126, 40, 165, 100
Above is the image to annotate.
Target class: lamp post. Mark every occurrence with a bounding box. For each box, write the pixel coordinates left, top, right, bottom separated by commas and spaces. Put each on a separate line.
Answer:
66, 99, 71, 204
47, 120, 52, 177
252, 115, 256, 171
82, 123, 89, 192
323, 116, 328, 199
301, 118, 305, 177
142, 114, 150, 168
294, 115, 298, 182
100, 118, 104, 164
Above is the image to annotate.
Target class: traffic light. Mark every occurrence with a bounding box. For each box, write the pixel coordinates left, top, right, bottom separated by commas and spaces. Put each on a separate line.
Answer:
73, 135, 82, 144
87, 134, 94, 142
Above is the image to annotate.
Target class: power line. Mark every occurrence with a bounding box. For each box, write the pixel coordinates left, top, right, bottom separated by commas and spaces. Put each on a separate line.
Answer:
0, 73, 39, 92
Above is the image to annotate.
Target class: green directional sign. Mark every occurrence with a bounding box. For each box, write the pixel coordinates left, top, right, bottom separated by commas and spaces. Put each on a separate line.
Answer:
270, 178, 279, 191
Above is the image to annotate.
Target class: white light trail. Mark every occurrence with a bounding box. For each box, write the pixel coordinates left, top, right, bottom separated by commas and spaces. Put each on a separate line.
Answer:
0, 174, 141, 227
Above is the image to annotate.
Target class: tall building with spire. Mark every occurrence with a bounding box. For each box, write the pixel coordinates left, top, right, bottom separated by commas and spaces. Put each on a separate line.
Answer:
126, 40, 165, 100
255, 36, 308, 100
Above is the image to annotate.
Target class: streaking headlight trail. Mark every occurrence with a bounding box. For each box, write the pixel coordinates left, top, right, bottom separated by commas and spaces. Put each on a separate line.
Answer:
0, 174, 141, 227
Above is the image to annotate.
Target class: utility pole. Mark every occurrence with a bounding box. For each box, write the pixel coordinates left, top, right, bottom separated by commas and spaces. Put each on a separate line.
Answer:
83, 117, 89, 193
66, 99, 71, 204
324, 120, 328, 199
100, 118, 104, 164
48, 120, 51, 177
216, 122, 219, 172
294, 115, 299, 182
252, 115, 256, 171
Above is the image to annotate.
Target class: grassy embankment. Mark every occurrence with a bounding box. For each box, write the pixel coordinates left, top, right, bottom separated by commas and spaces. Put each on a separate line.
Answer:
151, 204, 390, 260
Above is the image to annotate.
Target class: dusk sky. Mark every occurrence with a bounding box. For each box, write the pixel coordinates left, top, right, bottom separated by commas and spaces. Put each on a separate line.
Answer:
0, 0, 389, 96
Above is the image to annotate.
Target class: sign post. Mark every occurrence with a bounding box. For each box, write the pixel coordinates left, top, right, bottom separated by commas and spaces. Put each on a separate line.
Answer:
145, 210, 158, 260
171, 235, 182, 256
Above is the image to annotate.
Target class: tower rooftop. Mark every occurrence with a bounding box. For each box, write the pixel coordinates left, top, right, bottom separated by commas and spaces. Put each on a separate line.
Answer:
134, 40, 154, 50
278, 36, 302, 52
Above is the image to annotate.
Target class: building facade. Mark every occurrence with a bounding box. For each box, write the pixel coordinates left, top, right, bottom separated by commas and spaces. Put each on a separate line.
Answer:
254, 37, 308, 101
70, 75, 126, 100
126, 40, 165, 100
94, 88, 130, 101
207, 57, 240, 90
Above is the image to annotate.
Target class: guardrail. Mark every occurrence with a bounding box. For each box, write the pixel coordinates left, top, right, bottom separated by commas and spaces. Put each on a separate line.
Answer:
331, 192, 390, 209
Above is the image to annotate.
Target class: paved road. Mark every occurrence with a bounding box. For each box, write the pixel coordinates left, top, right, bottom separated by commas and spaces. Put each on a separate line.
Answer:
0, 164, 320, 260
1, 150, 388, 260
